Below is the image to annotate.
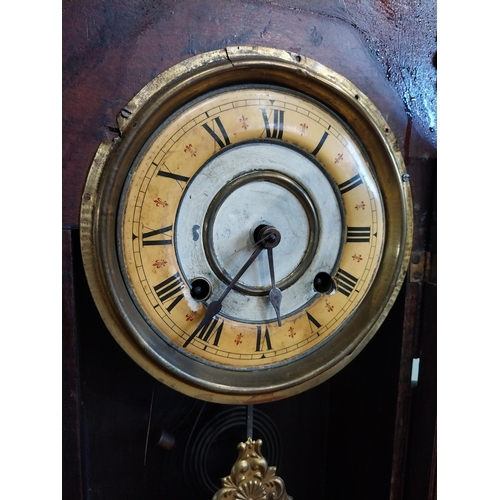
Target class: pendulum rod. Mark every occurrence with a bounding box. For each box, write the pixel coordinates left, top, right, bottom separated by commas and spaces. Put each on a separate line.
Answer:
246, 404, 254, 439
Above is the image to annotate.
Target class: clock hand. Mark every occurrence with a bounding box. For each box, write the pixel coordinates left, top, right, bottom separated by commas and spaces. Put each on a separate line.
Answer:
183, 242, 265, 348
267, 246, 282, 326
256, 225, 283, 326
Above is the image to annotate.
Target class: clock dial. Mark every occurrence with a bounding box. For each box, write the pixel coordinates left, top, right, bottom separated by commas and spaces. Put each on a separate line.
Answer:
80, 46, 412, 403
118, 86, 384, 369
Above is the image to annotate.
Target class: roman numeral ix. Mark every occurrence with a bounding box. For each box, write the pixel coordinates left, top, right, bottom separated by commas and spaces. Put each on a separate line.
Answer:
142, 225, 172, 246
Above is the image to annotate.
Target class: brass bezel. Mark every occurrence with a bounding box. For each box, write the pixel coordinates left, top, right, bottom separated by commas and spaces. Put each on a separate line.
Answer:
80, 46, 413, 404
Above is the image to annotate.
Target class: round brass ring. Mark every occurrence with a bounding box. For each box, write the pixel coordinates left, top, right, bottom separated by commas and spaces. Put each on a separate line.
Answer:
203, 169, 320, 296
80, 46, 413, 403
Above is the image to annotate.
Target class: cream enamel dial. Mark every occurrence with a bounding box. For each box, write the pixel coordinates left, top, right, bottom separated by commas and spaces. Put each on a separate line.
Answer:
80, 47, 412, 403
119, 85, 383, 368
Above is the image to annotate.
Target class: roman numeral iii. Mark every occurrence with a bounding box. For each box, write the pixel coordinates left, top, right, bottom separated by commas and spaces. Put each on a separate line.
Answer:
346, 226, 371, 243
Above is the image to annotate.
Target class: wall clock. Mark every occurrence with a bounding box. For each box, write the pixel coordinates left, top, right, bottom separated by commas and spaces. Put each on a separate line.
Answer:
80, 46, 412, 405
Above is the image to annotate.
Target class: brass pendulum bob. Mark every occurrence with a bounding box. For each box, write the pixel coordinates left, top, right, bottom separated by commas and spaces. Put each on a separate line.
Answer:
212, 405, 293, 500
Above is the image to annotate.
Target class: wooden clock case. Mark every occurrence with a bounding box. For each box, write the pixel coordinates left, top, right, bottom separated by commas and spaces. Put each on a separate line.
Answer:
63, 2, 436, 498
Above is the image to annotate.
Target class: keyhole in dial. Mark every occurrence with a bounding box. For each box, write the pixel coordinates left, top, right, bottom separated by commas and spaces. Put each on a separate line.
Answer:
190, 278, 211, 301
313, 272, 336, 294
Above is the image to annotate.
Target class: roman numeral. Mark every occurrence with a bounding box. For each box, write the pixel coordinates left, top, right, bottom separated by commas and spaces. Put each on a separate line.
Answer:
197, 317, 224, 347
255, 325, 272, 352
202, 116, 231, 148
142, 225, 172, 246
311, 131, 329, 155
338, 173, 363, 195
261, 109, 285, 139
306, 312, 321, 330
153, 273, 184, 312
157, 170, 190, 183
335, 268, 358, 297
346, 226, 371, 243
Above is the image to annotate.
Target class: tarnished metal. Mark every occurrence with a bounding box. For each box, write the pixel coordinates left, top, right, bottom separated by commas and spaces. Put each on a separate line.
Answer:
410, 251, 434, 283
202, 169, 320, 296
212, 438, 292, 500
80, 46, 413, 404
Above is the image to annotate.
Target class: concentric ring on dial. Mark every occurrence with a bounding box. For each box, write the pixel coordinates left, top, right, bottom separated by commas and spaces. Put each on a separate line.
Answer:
174, 140, 345, 323
203, 169, 319, 295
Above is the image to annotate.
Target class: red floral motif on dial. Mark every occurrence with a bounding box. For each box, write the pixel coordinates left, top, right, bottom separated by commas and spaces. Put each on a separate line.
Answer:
153, 198, 168, 207
355, 201, 366, 210
352, 254, 363, 262
300, 123, 308, 136
234, 333, 243, 345
152, 259, 167, 268
239, 115, 249, 130
186, 311, 197, 322
325, 302, 334, 312
335, 153, 343, 163
184, 144, 196, 156
288, 327, 296, 338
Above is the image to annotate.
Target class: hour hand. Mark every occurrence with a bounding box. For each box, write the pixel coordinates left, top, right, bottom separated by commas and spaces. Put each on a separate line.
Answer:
267, 246, 282, 326
255, 225, 282, 326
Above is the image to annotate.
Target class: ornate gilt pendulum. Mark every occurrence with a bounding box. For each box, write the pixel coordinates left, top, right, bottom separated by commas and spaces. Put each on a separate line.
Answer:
212, 437, 292, 500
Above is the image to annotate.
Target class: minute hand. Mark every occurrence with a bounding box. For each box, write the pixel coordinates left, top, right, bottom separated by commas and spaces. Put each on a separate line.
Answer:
183, 244, 264, 348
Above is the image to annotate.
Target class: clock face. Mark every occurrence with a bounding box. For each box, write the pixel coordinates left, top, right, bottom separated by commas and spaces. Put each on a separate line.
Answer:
80, 46, 412, 403
118, 86, 384, 370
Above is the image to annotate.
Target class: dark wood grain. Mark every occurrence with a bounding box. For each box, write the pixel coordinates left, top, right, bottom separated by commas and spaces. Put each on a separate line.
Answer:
390, 157, 436, 499
62, 228, 84, 500
63, 2, 437, 498
62, 0, 436, 227
404, 282, 437, 500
